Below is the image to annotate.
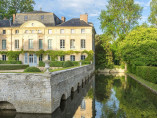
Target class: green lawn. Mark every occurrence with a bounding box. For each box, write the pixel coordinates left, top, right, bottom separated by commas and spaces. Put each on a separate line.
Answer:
128, 73, 157, 92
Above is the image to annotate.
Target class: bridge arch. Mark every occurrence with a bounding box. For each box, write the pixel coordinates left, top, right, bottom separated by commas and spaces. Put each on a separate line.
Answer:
60, 94, 66, 111
0, 101, 16, 111
71, 87, 74, 100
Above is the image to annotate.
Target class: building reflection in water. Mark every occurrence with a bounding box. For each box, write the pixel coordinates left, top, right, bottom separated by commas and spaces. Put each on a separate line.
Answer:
0, 75, 95, 118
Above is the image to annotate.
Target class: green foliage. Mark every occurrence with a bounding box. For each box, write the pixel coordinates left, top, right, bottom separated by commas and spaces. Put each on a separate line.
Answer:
99, 0, 143, 40
0, 64, 28, 70
136, 66, 157, 84
63, 61, 74, 68
0, 0, 35, 20
24, 67, 41, 72
119, 27, 157, 66
148, 0, 157, 27
82, 61, 90, 65
39, 61, 45, 67
7, 51, 21, 60
72, 61, 79, 66
50, 61, 64, 67
0, 60, 22, 64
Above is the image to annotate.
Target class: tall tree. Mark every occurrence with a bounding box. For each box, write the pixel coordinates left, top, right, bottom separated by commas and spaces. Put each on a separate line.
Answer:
0, 0, 35, 20
148, 0, 157, 27
99, 0, 143, 40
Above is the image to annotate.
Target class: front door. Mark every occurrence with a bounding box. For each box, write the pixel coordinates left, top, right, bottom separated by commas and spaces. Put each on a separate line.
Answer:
29, 54, 37, 67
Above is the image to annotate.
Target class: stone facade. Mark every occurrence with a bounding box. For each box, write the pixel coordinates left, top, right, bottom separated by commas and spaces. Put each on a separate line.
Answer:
0, 64, 94, 113
0, 11, 95, 66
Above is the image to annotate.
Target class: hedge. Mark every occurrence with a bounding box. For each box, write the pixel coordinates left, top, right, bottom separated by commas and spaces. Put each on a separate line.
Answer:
63, 61, 74, 68
136, 66, 157, 84
24, 67, 41, 72
0, 64, 29, 70
39, 61, 90, 67
0, 60, 22, 64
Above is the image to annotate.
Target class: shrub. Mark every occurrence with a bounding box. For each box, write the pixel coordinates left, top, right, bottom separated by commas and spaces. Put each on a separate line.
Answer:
136, 66, 157, 84
24, 67, 41, 72
82, 61, 91, 65
72, 61, 79, 66
63, 61, 74, 68
39, 61, 45, 67
0, 60, 22, 64
0, 64, 29, 70
50, 61, 64, 67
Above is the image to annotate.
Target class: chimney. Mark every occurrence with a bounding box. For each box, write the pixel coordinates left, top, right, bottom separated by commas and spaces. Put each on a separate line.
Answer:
61, 16, 66, 22
80, 14, 88, 23
13, 14, 15, 23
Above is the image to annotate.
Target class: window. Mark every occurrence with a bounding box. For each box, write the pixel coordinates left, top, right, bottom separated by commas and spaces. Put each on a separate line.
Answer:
2, 40, 6, 49
29, 54, 33, 63
60, 56, 65, 61
81, 55, 86, 60
70, 39, 75, 49
16, 55, 19, 61
24, 16, 28, 21
48, 55, 51, 60
60, 29, 64, 34
71, 29, 75, 34
15, 30, 19, 34
32, 30, 35, 33
32, 23, 34, 26
3, 30, 6, 34
60, 39, 65, 49
38, 30, 42, 33
48, 39, 52, 49
29, 39, 33, 49
25, 30, 28, 34
81, 29, 85, 34
39, 54, 43, 61
39, 39, 43, 49
81, 39, 86, 48
70, 55, 75, 61
15, 40, 19, 49
41, 15, 44, 20
81, 99, 86, 110
48, 29, 52, 34
2, 55, 6, 61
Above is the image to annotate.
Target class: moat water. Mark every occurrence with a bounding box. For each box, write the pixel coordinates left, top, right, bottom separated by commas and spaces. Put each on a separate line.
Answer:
0, 74, 157, 118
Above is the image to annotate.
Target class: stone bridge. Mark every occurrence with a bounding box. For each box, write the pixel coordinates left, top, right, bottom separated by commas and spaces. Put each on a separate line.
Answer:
0, 64, 94, 114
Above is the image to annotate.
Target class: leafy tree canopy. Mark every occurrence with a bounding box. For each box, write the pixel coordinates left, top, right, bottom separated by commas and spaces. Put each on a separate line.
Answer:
99, 0, 143, 40
119, 27, 157, 66
148, 0, 157, 27
0, 0, 35, 20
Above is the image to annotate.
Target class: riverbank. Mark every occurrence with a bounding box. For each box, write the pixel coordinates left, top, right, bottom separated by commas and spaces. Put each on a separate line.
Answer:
127, 73, 157, 94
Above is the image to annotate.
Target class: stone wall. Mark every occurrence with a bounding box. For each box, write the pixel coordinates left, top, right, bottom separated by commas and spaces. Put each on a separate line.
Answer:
0, 64, 94, 113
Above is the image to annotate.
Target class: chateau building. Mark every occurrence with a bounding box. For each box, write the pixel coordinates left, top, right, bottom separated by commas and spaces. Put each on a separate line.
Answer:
0, 11, 95, 66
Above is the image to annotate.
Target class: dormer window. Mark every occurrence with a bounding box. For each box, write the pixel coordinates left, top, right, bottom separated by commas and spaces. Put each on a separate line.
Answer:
81, 29, 85, 34
24, 16, 28, 21
60, 29, 64, 34
41, 15, 44, 20
32, 23, 34, 26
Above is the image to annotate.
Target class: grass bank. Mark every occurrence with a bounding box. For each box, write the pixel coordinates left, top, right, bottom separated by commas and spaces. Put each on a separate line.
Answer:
127, 73, 157, 94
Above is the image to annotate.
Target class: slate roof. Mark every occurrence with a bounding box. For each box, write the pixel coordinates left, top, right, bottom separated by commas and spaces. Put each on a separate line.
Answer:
21, 11, 51, 14
58, 18, 92, 27
0, 20, 11, 27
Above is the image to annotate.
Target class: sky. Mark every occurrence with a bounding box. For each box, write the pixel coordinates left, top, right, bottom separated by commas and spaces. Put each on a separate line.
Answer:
34, 0, 151, 34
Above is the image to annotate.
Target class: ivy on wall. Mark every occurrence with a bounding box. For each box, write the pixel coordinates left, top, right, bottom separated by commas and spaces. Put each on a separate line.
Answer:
0, 50, 94, 61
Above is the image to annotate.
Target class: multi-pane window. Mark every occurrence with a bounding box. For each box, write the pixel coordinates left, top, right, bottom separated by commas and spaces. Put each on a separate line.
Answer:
71, 29, 75, 34
60, 56, 65, 61
29, 39, 33, 49
70, 55, 75, 61
15, 40, 19, 49
2, 40, 6, 49
3, 30, 6, 34
48, 55, 51, 60
81, 55, 86, 60
29, 54, 33, 63
24, 16, 28, 21
39, 39, 43, 49
2, 55, 6, 61
60, 39, 65, 49
81, 29, 85, 34
15, 30, 19, 34
60, 29, 64, 34
25, 30, 28, 33
81, 39, 86, 48
48, 39, 52, 49
70, 39, 75, 49
32, 30, 35, 33
39, 54, 43, 61
81, 99, 86, 110
48, 29, 52, 34
38, 30, 42, 33
41, 15, 44, 20
16, 55, 19, 61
